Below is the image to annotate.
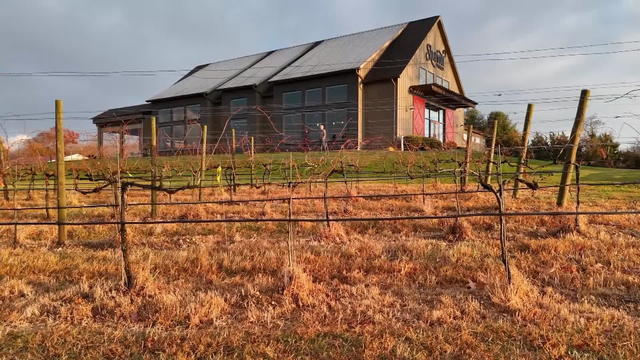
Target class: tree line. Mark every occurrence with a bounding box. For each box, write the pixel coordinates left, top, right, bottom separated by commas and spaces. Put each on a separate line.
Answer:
464, 109, 640, 169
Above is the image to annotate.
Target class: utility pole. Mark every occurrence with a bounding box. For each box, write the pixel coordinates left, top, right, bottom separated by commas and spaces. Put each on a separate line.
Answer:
557, 90, 590, 207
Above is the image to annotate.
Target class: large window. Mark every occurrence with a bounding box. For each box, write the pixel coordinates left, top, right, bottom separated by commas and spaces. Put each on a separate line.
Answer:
419, 68, 427, 85
186, 105, 200, 120
230, 98, 248, 112
325, 109, 348, 139
230, 119, 248, 136
442, 79, 450, 89
283, 91, 303, 109
283, 113, 304, 137
424, 107, 444, 142
158, 109, 172, 123
326, 84, 348, 104
305, 88, 322, 106
435, 75, 443, 86
185, 123, 202, 147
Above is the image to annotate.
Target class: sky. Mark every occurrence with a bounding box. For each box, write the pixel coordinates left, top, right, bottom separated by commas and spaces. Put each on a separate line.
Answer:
1, 0, 639, 146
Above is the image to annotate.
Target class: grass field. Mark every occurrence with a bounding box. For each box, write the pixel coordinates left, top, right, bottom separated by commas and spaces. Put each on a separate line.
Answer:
1, 150, 639, 359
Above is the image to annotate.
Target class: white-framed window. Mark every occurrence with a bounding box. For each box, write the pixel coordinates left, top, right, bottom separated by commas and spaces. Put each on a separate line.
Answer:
442, 79, 450, 89
426, 71, 434, 84
326, 84, 348, 104
283, 91, 303, 109
305, 88, 322, 106
435, 76, 443, 86
419, 67, 427, 85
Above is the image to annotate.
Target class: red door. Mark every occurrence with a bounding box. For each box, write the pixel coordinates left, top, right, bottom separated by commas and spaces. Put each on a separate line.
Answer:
445, 109, 456, 143
412, 96, 425, 136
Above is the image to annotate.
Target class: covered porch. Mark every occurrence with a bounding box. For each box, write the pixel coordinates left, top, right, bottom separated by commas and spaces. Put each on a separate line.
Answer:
92, 104, 153, 157
408, 83, 477, 145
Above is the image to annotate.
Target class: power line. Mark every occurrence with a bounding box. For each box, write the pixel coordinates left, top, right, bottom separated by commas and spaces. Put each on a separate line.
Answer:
455, 39, 640, 57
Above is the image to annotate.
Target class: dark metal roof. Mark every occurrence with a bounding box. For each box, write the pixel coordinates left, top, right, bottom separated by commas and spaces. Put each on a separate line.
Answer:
92, 103, 153, 124
363, 16, 439, 83
409, 83, 477, 109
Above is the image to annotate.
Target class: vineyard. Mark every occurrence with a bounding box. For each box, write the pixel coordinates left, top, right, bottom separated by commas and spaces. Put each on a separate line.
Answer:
1, 131, 640, 358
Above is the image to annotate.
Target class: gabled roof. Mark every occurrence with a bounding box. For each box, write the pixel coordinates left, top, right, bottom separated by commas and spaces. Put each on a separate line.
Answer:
92, 103, 153, 124
269, 23, 406, 82
218, 43, 316, 90
147, 52, 269, 101
363, 16, 439, 83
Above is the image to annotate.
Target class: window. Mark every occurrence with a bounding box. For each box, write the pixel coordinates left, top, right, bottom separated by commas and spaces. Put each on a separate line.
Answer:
424, 107, 444, 141
230, 98, 248, 112
435, 76, 443, 86
283, 113, 304, 137
426, 71, 434, 84
230, 119, 248, 136
186, 105, 200, 120
325, 109, 348, 138
172, 124, 185, 149
185, 123, 202, 147
442, 80, 450, 89
158, 109, 172, 123
283, 91, 303, 109
305, 88, 322, 106
419, 68, 427, 85
159, 126, 171, 150
463, 133, 468, 141
326, 84, 348, 104
172, 107, 185, 122
304, 112, 324, 128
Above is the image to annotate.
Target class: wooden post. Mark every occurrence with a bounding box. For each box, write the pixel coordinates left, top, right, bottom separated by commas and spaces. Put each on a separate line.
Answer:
198, 124, 208, 201
462, 125, 473, 189
485, 118, 498, 184
12, 166, 18, 248
97, 127, 104, 158
323, 177, 330, 228
513, 103, 534, 198
0, 138, 9, 201
150, 116, 158, 218
119, 182, 134, 290
250, 136, 255, 188
55, 99, 67, 247
496, 145, 512, 284
557, 89, 590, 207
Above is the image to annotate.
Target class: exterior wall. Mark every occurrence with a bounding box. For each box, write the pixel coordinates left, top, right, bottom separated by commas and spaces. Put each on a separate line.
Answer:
396, 22, 465, 144
362, 79, 396, 147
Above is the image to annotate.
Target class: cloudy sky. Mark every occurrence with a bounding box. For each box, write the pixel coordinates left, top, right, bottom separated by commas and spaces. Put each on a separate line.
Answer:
1, 0, 639, 145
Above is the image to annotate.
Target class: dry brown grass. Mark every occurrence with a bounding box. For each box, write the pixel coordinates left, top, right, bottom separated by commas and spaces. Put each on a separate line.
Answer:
0, 182, 639, 359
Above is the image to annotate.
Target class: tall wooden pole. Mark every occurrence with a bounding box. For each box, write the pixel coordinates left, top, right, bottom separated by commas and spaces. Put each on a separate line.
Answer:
484, 117, 499, 184
250, 136, 255, 188
55, 99, 67, 247
513, 103, 535, 198
198, 124, 208, 201
0, 138, 9, 201
462, 125, 473, 189
557, 89, 590, 207
119, 183, 134, 290
150, 116, 158, 218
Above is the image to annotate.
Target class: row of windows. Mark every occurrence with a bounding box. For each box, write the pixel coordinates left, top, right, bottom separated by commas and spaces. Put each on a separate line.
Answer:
158, 123, 202, 150
282, 109, 349, 139
158, 104, 200, 123
462, 133, 484, 144
282, 84, 348, 109
418, 68, 450, 89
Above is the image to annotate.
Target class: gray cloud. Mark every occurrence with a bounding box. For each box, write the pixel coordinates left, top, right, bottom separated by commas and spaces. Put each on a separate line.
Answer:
1, 0, 638, 142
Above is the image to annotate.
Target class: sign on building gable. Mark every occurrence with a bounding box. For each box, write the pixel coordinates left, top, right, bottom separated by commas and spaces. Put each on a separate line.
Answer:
426, 44, 446, 70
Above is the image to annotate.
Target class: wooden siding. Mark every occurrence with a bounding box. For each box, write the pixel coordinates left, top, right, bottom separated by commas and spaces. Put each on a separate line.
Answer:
396, 21, 466, 146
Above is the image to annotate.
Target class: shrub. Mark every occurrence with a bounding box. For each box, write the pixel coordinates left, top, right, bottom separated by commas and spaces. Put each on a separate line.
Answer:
443, 140, 458, 150
403, 136, 443, 151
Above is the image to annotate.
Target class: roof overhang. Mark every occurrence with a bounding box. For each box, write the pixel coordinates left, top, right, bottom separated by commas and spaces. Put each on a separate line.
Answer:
409, 84, 477, 109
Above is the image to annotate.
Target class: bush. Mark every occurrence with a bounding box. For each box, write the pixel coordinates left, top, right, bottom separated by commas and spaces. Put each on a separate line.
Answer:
402, 136, 443, 151
444, 140, 458, 150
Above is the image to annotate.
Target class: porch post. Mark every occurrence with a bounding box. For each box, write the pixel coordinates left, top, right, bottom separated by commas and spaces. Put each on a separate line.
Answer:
97, 126, 104, 158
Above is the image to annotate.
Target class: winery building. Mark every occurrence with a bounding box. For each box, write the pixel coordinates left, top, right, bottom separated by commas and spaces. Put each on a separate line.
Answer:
92, 15, 477, 155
